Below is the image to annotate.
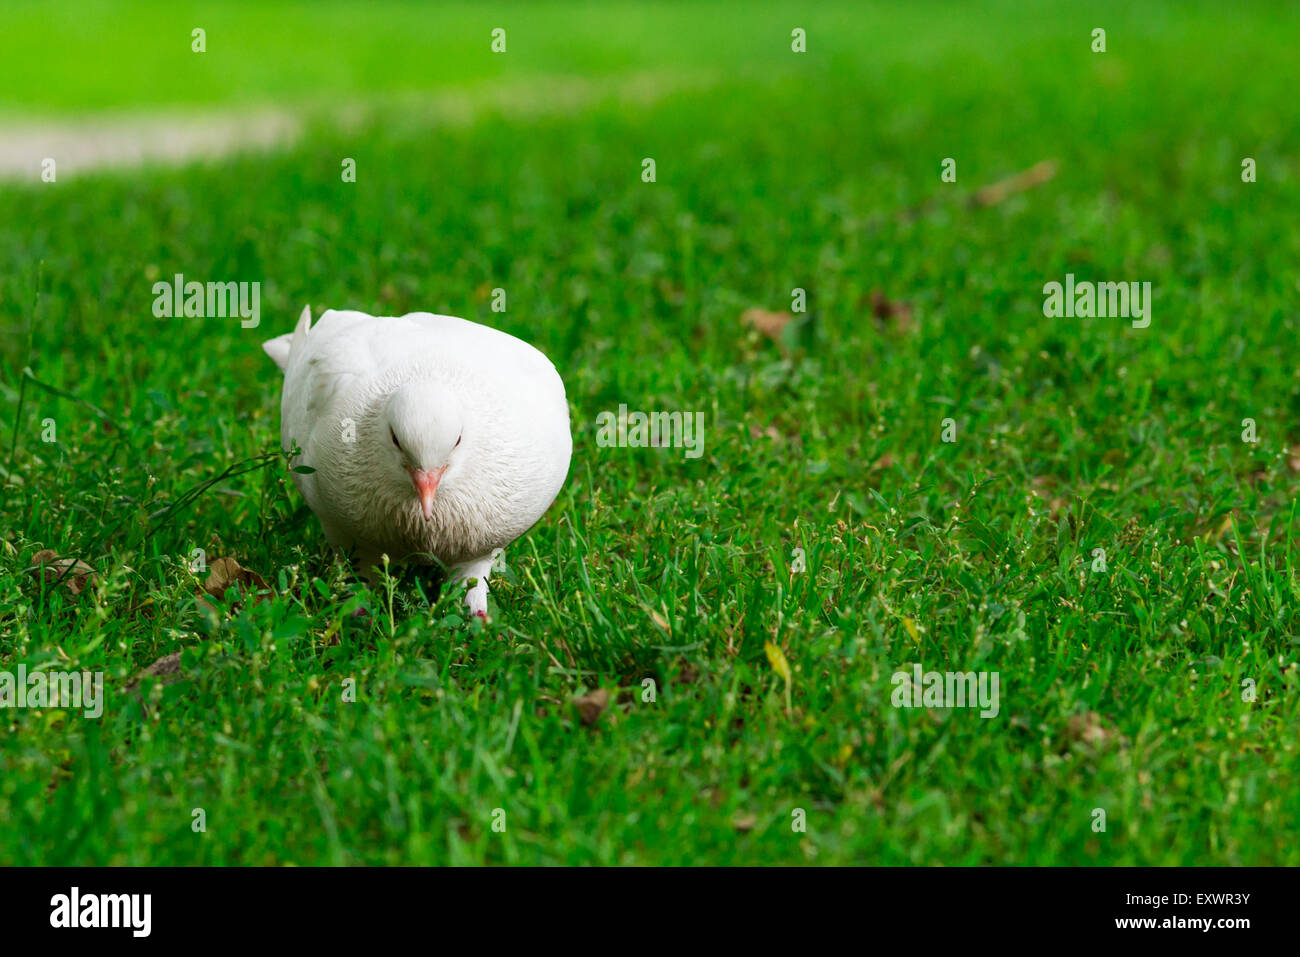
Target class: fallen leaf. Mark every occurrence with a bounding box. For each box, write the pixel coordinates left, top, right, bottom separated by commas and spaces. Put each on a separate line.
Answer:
902, 617, 920, 644
747, 423, 786, 442
868, 289, 915, 331
764, 640, 796, 714
573, 688, 610, 727
139, 652, 183, 681
972, 159, 1058, 207
1202, 513, 1234, 543
733, 813, 758, 832
649, 608, 670, 634
764, 640, 792, 684
125, 652, 186, 693
29, 549, 98, 596
741, 308, 794, 344
1065, 711, 1120, 749
201, 557, 271, 603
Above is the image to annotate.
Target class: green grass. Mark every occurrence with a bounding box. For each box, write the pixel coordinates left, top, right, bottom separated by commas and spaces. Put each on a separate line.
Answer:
2, 0, 1299, 865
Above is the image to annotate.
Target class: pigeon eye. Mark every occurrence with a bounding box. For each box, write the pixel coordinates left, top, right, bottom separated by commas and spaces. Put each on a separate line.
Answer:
390, 427, 402, 450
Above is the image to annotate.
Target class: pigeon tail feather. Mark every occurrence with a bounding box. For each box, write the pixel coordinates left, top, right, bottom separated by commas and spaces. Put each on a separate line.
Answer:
262, 305, 313, 373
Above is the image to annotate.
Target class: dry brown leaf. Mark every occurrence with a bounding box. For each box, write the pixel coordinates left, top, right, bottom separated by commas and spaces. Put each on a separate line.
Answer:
732, 813, 758, 832
741, 308, 794, 343
196, 556, 272, 616
126, 651, 186, 693
201, 557, 271, 602
1202, 513, 1234, 543
868, 289, 915, 331
1066, 711, 1117, 748
139, 652, 184, 682
573, 688, 610, 727
29, 549, 98, 596
747, 423, 785, 442
972, 159, 1058, 207
1029, 479, 1068, 518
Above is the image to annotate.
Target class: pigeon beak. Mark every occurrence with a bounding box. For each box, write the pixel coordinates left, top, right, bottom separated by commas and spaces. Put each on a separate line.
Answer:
407, 466, 446, 519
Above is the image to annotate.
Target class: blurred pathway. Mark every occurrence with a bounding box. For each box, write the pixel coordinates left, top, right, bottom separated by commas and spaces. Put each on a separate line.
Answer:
0, 71, 712, 182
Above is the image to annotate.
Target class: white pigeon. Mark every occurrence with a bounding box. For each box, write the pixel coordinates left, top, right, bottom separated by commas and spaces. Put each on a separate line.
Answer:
262, 306, 572, 619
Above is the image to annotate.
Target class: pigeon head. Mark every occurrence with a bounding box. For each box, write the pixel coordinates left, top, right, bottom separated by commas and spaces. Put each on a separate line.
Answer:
383, 381, 465, 519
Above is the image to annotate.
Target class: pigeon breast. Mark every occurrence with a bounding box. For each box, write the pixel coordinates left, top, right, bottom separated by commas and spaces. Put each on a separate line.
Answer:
276, 309, 572, 566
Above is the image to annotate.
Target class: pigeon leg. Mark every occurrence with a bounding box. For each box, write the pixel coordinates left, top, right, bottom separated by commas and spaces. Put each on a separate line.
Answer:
450, 550, 501, 620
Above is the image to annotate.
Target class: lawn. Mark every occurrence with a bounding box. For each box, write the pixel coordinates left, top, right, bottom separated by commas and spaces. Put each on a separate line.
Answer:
1, 0, 1298, 865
